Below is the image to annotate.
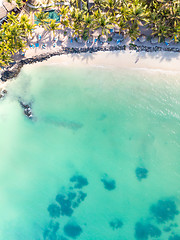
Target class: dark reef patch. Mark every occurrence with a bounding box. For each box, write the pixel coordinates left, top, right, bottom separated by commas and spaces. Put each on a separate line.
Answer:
72, 191, 87, 208
60, 236, 69, 240
135, 222, 161, 240
135, 167, 148, 181
56, 194, 73, 217
163, 226, 171, 232
68, 192, 77, 200
101, 174, 116, 191
47, 203, 61, 218
150, 199, 179, 223
98, 113, 107, 121
169, 235, 180, 240
43, 221, 60, 240
109, 218, 123, 230
45, 118, 83, 130
70, 174, 88, 189
64, 222, 82, 239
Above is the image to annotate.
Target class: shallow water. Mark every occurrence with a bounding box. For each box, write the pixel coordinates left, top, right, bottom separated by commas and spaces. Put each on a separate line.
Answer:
0, 63, 180, 240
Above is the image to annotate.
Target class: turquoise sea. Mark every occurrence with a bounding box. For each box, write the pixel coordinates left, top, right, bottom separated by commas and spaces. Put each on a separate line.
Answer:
0, 62, 180, 240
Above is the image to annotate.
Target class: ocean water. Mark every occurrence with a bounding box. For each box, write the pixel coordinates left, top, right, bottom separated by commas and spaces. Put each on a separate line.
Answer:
0, 63, 180, 240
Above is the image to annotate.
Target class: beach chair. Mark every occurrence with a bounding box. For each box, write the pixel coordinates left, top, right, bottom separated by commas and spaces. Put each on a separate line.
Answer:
38, 34, 41, 40
42, 43, 47, 49
53, 42, 57, 47
117, 39, 120, 44
110, 29, 114, 33
53, 37, 58, 42
94, 38, 98, 43
70, 38, 73, 43
35, 42, 39, 47
29, 43, 34, 48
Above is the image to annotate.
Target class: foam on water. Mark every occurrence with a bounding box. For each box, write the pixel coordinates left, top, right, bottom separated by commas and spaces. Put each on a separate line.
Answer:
0, 64, 180, 240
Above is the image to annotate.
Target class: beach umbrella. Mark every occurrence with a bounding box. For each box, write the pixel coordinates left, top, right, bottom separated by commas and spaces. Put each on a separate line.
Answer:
100, 35, 107, 42
139, 34, 146, 43
58, 34, 66, 42
92, 29, 101, 38
89, 36, 93, 43
150, 37, 158, 44
165, 38, 171, 44
114, 26, 120, 33
113, 33, 124, 41
77, 37, 83, 43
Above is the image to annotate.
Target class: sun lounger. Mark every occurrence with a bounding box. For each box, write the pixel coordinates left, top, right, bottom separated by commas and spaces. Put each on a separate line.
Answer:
53, 37, 58, 42
42, 43, 47, 49
53, 42, 57, 47
117, 39, 120, 44
70, 39, 73, 43
38, 34, 41, 40
29, 44, 34, 48
94, 38, 97, 43
35, 42, 39, 47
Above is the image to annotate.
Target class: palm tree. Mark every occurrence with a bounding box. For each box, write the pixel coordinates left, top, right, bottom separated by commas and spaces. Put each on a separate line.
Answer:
59, 5, 70, 29
102, 0, 121, 17
35, 9, 50, 28
94, 10, 114, 36
151, 20, 170, 42
20, 14, 36, 38
127, 22, 141, 41
82, 12, 94, 39
127, 0, 148, 26
46, 19, 61, 36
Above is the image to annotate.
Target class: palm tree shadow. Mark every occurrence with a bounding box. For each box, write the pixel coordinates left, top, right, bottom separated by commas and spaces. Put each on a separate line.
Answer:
136, 51, 180, 63
80, 52, 96, 63
69, 51, 96, 63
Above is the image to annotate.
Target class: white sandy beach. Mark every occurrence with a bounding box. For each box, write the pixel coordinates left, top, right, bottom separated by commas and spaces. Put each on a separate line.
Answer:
31, 50, 180, 72
1, 50, 180, 92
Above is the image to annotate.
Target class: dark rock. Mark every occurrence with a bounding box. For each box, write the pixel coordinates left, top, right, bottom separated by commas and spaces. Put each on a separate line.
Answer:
101, 174, 116, 191
109, 218, 123, 230
47, 203, 61, 218
64, 222, 82, 239
19, 101, 33, 119
70, 174, 88, 189
135, 167, 148, 181
150, 199, 179, 223
135, 222, 161, 240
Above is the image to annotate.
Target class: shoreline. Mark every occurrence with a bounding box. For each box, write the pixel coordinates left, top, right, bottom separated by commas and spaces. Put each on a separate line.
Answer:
0, 44, 180, 84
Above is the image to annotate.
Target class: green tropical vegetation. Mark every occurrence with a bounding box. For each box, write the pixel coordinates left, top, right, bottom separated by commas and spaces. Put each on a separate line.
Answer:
0, 0, 179, 67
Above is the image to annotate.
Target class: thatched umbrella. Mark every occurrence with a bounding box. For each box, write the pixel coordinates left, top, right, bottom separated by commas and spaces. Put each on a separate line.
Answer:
77, 37, 83, 43
92, 29, 101, 38
100, 35, 107, 42
114, 26, 120, 34
88, 36, 93, 43
58, 34, 66, 42
165, 38, 172, 44
150, 37, 158, 44
139, 34, 146, 43
113, 33, 124, 41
